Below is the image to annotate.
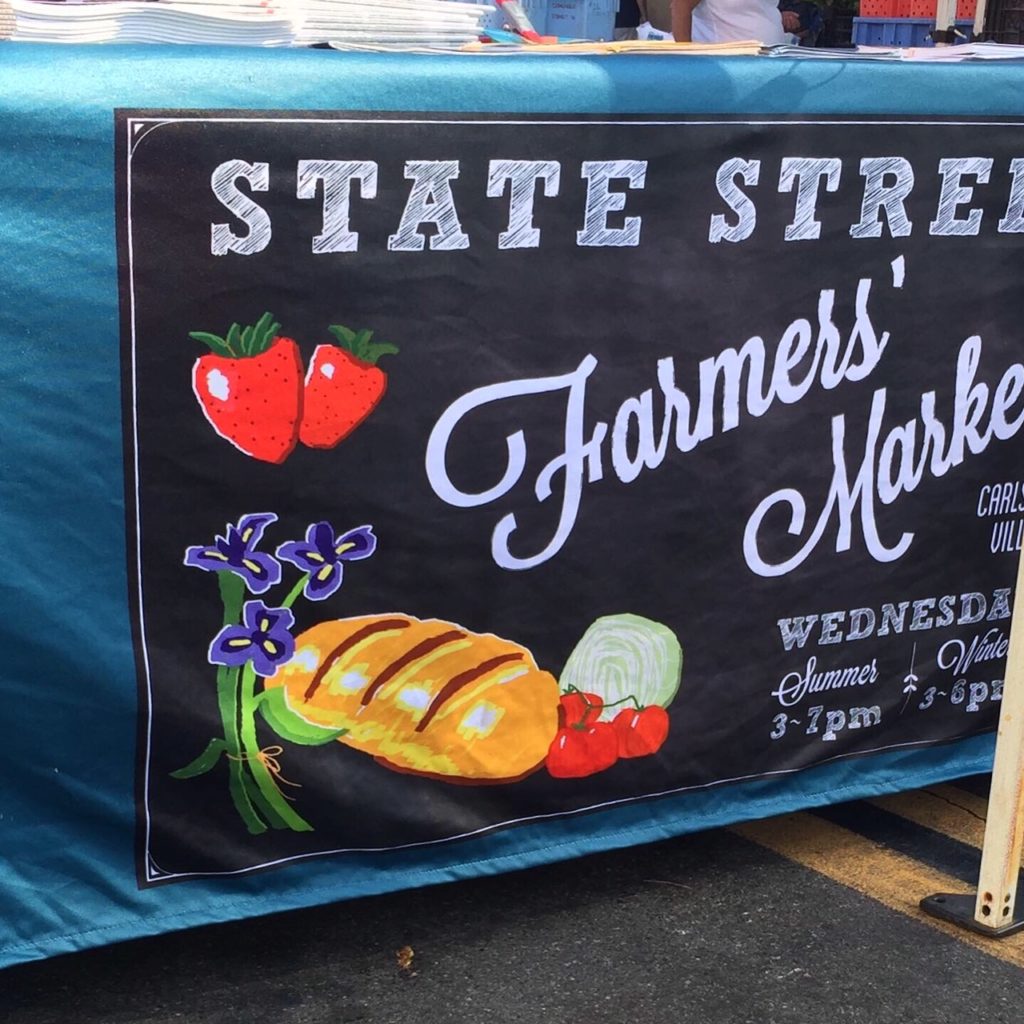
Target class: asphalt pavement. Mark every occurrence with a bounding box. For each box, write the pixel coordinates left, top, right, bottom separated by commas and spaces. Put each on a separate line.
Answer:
2, 776, 1022, 1024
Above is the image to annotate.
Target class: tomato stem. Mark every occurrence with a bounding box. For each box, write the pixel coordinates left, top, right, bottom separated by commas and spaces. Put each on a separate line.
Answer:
562, 684, 645, 718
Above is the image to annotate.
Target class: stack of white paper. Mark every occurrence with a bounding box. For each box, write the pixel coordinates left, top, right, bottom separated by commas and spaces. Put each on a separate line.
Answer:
765, 40, 1024, 61
897, 40, 1024, 60
764, 43, 903, 59
294, 0, 489, 45
4, 0, 296, 43
0, 0, 15, 37
0, 0, 490, 47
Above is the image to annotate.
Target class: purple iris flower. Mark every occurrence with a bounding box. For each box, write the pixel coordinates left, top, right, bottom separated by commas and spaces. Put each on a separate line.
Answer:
209, 600, 296, 677
184, 513, 282, 594
276, 522, 377, 601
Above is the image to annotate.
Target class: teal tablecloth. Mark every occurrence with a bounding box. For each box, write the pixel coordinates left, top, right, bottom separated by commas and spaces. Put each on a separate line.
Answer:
0, 42, 1016, 968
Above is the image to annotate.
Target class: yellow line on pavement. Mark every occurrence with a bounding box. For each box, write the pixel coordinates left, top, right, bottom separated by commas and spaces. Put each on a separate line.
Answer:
731, 812, 1024, 968
868, 787, 987, 849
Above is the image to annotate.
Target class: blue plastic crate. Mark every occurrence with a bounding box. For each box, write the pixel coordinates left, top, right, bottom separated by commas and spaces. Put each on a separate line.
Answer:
852, 16, 975, 46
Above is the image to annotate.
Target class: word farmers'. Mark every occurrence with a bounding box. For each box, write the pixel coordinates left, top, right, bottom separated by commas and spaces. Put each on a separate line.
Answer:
777, 588, 1011, 650
209, 158, 647, 254
426, 272, 889, 570
711, 155, 1024, 243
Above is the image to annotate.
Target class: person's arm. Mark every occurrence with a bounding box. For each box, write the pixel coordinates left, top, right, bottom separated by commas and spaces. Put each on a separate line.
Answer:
671, 0, 700, 40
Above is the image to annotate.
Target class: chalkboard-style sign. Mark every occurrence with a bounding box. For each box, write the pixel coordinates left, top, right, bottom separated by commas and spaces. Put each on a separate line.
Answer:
117, 111, 1024, 885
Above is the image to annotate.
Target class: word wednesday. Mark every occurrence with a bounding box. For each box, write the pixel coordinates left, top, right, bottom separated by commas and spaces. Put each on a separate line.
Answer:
207, 155, 1024, 254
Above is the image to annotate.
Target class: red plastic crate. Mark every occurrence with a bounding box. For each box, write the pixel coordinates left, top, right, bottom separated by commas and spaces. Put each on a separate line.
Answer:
859, 0, 897, 16
857, 0, 977, 20
906, 0, 971, 15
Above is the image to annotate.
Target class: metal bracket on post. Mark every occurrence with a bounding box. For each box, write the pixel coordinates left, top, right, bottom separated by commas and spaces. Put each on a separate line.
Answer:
929, 26, 967, 43
921, 545, 1024, 938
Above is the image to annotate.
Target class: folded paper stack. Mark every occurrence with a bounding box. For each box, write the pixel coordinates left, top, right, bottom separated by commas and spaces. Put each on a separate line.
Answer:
765, 40, 1024, 60
298, 0, 490, 46
2, 0, 490, 46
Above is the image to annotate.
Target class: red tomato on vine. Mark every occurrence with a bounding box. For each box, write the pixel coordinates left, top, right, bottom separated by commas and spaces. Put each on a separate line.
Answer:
612, 706, 670, 758
546, 722, 619, 778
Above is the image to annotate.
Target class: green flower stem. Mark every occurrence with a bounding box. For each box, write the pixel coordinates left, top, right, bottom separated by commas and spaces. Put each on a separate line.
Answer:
215, 571, 268, 834
280, 572, 310, 611
216, 664, 267, 835
219, 570, 245, 624
241, 773, 290, 830
239, 662, 313, 833
179, 570, 317, 833
170, 737, 227, 779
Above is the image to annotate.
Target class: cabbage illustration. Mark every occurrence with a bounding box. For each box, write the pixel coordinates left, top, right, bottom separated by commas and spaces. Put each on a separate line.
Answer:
560, 613, 683, 720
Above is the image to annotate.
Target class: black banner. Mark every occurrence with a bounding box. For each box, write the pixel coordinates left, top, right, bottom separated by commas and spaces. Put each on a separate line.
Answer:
118, 111, 1024, 885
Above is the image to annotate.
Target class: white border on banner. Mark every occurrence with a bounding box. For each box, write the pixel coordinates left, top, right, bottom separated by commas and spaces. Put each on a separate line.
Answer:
126, 113, 1019, 884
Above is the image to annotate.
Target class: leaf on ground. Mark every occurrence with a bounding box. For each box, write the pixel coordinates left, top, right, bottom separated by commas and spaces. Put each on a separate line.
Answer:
395, 946, 415, 973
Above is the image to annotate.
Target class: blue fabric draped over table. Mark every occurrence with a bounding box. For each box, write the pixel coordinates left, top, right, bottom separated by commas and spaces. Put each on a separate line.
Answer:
0, 42, 1020, 969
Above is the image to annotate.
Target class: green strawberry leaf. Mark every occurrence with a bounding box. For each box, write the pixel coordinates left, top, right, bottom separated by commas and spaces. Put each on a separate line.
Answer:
188, 314, 281, 359
259, 686, 348, 746
351, 329, 374, 359
250, 313, 281, 356
255, 312, 275, 337
364, 340, 399, 364
328, 324, 357, 347
328, 323, 398, 366
171, 738, 228, 778
189, 331, 233, 357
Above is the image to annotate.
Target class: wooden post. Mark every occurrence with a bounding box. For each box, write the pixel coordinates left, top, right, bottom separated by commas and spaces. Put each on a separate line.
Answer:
972, 544, 1024, 929
921, 546, 1024, 936
972, 0, 988, 38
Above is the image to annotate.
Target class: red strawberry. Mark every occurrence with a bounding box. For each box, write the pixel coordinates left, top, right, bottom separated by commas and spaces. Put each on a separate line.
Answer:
299, 324, 398, 449
190, 313, 303, 465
